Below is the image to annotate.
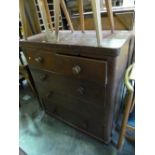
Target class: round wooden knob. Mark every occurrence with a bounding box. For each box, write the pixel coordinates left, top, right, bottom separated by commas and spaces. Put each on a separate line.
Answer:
35, 57, 43, 63
72, 65, 81, 75
40, 74, 47, 81
77, 87, 85, 95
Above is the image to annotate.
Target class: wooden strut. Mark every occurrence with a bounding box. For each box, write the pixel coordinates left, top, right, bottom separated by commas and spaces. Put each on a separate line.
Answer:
117, 91, 134, 149
19, 0, 41, 39
54, 0, 60, 41
54, 0, 74, 41
104, 0, 115, 33
37, 0, 51, 33
42, 0, 54, 31
60, 0, 74, 32
117, 64, 135, 150
77, 0, 85, 32
91, 0, 102, 46
19, 0, 28, 39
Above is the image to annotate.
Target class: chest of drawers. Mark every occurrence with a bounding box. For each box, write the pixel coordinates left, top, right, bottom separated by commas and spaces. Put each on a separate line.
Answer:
20, 30, 132, 143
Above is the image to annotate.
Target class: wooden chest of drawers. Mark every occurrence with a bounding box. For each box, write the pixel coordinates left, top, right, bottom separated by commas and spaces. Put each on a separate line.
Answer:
20, 30, 132, 143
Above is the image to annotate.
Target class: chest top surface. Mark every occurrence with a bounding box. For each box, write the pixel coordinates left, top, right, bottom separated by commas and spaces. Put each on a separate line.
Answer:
21, 30, 131, 49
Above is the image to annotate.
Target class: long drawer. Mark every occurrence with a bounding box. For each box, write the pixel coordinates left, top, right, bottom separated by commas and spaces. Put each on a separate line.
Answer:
25, 49, 107, 83
30, 68, 106, 106
42, 91, 107, 140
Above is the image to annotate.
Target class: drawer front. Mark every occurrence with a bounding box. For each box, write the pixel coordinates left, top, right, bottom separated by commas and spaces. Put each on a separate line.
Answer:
30, 68, 106, 106
25, 50, 107, 83
54, 54, 107, 83
43, 92, 107, 140
43, 92, 105, 122
24, 50, 55, 71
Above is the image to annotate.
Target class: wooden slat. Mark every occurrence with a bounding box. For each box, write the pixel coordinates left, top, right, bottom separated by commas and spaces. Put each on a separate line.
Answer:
117, 64, 135, 150
37, 0, 54, 41
54, 0, 60, 41
105, 0, 115, 33
19, 0, 41, 39
60, 0, 74, 32
77, 0, 85, 32
42, 0, 54, 31
37, 0, 49, 31
19, 0, 29, 39
29, 0, 41, 34
90, 0, 102, 46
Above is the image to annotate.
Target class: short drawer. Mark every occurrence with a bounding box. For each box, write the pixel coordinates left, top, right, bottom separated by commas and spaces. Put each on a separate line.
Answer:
54, 54, 107, 83
24, 50, 55, 71
30, 68, 106, 106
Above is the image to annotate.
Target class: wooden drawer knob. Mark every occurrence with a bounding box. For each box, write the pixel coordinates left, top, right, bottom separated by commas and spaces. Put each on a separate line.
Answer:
40, 74, 47, 81
35, 57, 43, 63
77, 87, 85, 95
72, 65, 81, 75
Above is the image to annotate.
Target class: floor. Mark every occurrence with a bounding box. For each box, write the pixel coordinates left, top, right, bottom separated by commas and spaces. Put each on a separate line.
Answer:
19, 82, 135, 155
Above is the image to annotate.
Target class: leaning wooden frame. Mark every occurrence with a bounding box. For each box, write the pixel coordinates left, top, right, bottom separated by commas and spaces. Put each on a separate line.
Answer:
36, 0, 115, 46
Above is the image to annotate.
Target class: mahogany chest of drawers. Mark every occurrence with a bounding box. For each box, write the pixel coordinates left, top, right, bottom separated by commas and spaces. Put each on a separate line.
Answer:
20, 30, 132, 143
